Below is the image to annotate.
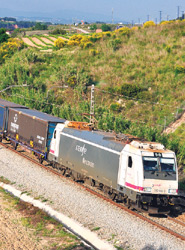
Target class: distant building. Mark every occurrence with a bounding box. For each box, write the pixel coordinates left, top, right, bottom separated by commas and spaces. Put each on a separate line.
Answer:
6, 30, 13, 35
96, 29, 102, 33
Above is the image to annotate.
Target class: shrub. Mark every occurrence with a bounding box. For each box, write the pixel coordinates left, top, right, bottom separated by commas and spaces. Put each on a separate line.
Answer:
81, 41, 93, 49
103, 31, 112, 37
80, 36, 93, 49
90, 33, 103, 42
54, 38, 65, 49
0, 28, 9, 44
89, 49, 99, 56
143, 21, 155, 28
69, 34, 83, 44
0, 38, 25, 64
108, 38, 122, 51
50, 28, 66, 35
115, 27, 131, 36
89, 24, 97, 30
165, 45, 172, 53
118, 83, 144, 98
160, 21, 173, 26
101, 24, 111, 32
110, 102, 121, 112
175, 65, 185, 74
67, 75, 77, 87
131, 26, 138, 31
67, 40, 79, 46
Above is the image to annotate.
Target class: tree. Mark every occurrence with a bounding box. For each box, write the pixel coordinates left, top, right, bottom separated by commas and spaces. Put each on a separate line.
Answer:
101, 24, 111, 32
0, 28, 9, 44
90, 24, 97, 30
34, 22, 47, 30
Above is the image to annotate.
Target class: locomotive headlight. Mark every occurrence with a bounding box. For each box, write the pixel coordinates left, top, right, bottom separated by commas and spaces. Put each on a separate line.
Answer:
168, 189, 177, 194
143, 187, 152, 192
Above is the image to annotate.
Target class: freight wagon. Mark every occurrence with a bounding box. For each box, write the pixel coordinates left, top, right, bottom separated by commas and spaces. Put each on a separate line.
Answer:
0, 98, 27, 140
5, 107, 65, 162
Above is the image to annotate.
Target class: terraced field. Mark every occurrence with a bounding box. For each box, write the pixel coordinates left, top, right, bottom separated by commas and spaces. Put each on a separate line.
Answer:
21, 35, 68, 49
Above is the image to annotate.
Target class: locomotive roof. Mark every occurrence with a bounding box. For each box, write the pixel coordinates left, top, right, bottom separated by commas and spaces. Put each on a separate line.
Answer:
62, 127, 125, 152
11, 107, 66, 123
0, 98, 27, 108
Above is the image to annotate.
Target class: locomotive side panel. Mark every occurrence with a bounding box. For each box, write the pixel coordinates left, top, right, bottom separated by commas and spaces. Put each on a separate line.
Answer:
58, 132, 120, 189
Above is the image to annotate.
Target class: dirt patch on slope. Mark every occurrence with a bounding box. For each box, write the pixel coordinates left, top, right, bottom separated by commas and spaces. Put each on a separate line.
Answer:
0, 190, 43, 250
0, 188, 90, 250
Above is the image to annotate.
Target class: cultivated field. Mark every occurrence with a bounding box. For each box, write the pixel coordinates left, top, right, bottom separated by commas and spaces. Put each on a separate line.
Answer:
21, 35, 69, 49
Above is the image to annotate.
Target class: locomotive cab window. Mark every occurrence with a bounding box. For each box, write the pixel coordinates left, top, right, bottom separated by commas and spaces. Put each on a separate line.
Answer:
128, 156, 133, 168
54, 130, 56, 139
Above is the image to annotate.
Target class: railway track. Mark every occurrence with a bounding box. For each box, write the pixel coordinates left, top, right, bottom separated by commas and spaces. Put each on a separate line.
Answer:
1, 140, 185, 243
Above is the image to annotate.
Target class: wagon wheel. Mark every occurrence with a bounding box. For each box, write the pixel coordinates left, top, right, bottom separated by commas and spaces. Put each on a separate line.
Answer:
39, 157, 43, 164
109, 192, 116, 201
13, 142, 18, 150
91, 179, 95, 187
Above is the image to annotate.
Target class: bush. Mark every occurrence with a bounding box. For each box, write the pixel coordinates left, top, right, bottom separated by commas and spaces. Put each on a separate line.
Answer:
80, 37, 93, 49
165, 45, 172, 53
67, 40, 79, 46
115, 27, 131, 36
0, 38, 25, 64
90, 33, 103, 42
103, 31, 112, 37
175, 65, 185, 74
67, 75, 77, 87
50, 28, 66, 35
110, 102, 121, 112
0, 28, 9, 44
118, 83, 145, 98
143, 21, 155, 28
108, 38, 122, 51
101, 24, 111, 32
90, 24, 97, 30
54, 38, 65, 49
69, 34, 83, 44
89, 49, 99, 56
160, 20, 173, 26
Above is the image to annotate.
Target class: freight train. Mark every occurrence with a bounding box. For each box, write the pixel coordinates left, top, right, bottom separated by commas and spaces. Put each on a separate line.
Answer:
0, 98, 185, 214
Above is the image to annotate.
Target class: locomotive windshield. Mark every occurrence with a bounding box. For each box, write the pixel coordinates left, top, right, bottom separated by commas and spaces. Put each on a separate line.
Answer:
143, 156, 176, 180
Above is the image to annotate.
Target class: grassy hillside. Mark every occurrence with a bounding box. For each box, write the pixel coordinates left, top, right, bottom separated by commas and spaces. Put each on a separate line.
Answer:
0, 21, 184, 171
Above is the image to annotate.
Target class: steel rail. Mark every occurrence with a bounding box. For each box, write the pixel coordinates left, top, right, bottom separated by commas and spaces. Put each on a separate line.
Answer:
1, 140, 185, 242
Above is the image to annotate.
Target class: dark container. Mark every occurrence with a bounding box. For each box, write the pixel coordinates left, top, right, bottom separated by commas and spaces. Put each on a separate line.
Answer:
7, 108, 65, 157
0, 98, 27, 134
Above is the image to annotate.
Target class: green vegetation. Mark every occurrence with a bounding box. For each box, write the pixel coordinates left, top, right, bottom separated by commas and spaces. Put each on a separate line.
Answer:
0, 20, 184, 179
101, 23, 111, 31
0, 187, 90, 249
32, 22, 48, 31
0, 28, 9, 43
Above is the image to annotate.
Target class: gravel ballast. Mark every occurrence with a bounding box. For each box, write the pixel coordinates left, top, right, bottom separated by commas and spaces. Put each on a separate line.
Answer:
0, 145, 184, 250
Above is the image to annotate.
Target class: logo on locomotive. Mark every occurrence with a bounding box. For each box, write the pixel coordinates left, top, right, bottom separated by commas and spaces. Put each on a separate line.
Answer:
75, 144, 87, 156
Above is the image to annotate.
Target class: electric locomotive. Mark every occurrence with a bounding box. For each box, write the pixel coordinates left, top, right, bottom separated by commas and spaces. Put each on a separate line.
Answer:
48, 121, 185, 214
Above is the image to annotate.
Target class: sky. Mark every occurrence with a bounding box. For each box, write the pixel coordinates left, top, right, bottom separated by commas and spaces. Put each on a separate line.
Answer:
1, 0, 185, 23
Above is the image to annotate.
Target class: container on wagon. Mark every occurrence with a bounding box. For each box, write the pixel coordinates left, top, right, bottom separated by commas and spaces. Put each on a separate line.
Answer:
0, 98, 27, 138
7, 108, 65, 159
